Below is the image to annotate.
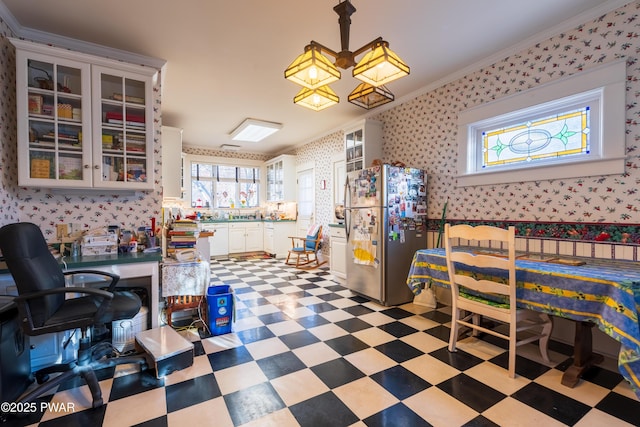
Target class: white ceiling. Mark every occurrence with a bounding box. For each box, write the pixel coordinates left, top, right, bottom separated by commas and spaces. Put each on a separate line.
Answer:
1, 0, 630, 155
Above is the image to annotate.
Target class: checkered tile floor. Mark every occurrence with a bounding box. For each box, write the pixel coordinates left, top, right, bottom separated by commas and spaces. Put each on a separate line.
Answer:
7, 257, 640, 426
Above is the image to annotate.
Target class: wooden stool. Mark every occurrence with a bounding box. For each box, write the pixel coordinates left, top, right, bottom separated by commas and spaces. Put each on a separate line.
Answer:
165, 295, 207, 327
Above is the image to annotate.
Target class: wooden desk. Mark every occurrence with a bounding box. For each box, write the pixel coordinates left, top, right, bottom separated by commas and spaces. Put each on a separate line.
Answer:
407, 248, 640, 400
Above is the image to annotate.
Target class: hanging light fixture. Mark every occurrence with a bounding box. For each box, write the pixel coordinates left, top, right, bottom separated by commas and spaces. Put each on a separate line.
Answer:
284, 0, 409, 111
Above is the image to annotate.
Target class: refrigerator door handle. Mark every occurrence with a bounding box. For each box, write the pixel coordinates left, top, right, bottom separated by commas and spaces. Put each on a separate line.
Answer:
344, 176, 351, 241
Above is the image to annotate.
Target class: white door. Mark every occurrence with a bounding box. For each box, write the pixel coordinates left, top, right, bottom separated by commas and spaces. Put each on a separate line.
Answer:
296, 165, 314, 236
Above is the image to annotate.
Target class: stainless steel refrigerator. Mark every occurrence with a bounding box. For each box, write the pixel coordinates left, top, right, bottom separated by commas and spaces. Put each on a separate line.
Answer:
344, 164, 427, 306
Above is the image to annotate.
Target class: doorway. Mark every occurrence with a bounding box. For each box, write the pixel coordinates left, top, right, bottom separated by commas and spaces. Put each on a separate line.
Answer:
296, 164, 314, 236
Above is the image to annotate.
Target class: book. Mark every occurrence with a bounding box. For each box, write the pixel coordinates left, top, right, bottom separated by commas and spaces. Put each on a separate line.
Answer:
169, 236, 197, 243
105, 111, 144, 122
112, 93, 145, 104
28, 94, 43, 114
167, 230, 196, 236
107, 119, 146, 128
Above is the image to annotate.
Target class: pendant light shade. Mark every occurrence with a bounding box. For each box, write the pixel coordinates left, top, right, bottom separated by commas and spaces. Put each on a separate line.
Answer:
352, 41, 410, 87
293, 85, 339, 111
348, 82, 394, 109
285, 45, 341, 90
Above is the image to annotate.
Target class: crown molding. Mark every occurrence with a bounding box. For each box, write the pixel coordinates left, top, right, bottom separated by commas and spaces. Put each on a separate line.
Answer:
0, 1, 166, 70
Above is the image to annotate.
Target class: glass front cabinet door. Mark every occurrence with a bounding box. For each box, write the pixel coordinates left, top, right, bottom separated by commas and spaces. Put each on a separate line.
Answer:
17, 50, 92, 187
91, 66, 153, 190
344, 119, 382, 173
13, 39, 156, 191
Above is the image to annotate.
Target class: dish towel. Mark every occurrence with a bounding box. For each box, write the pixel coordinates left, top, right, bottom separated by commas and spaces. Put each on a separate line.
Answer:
353, 240, 376, 267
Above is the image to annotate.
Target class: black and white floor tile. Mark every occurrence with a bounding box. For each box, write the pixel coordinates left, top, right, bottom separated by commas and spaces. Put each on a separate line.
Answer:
5, 257, 640, 426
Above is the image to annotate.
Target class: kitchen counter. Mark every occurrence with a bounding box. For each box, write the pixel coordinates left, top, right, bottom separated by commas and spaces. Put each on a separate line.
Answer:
0, 251, 162, 274
328, 223, 345, 228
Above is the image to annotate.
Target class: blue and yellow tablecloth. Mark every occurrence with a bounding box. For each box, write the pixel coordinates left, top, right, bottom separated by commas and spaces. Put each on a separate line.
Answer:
406, 248, 640, 399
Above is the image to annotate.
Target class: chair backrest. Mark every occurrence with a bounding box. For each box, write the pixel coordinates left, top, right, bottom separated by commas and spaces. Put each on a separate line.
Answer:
305, 224, 322, 251
444, 224, 516, 307
0, 222, 66, 327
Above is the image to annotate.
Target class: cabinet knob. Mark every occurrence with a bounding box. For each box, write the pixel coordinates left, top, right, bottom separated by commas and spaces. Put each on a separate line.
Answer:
94, 165, 99, 170
84, 164, 90, 169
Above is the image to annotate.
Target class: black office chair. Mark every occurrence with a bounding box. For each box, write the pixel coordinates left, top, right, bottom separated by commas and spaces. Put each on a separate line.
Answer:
0, 222, 148, 409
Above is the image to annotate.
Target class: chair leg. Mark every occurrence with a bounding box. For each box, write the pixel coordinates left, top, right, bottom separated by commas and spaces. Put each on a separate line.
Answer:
508, 322, 517, 378
16, 367, 82, 407
471, 314, 482, 337
79, 365, 104, 408
448, 309, 460, 353
538, 314, 553, 363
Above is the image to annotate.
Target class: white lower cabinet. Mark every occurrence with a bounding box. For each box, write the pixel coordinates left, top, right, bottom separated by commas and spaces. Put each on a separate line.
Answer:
201, 223, 229, 257
330, 225, 347, 281
263, 221, 297, 258
229, 222, 263, 253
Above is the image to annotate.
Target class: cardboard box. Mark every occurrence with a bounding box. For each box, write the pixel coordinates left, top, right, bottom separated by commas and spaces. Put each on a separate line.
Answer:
30, 158, 51, 179
135, 326, 193, 378
81, 234, 118, 256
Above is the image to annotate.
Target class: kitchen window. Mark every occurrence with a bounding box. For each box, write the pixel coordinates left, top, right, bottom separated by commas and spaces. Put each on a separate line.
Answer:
190, 162, 260, 208
456, 59, 626, 187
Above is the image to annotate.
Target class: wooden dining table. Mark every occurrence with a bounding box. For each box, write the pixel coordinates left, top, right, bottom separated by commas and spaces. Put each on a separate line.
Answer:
406, 248, 640, 400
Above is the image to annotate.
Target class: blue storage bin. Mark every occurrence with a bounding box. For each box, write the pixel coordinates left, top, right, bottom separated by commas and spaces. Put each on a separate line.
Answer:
207, 284, 234, 335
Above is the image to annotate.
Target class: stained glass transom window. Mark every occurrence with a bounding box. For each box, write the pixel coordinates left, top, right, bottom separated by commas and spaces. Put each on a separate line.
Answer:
456, 60, 625, 187
482, 107, 590, 169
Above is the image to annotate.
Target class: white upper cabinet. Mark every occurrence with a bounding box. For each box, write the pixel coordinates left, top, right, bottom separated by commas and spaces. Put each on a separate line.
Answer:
161, 126, 183, 199
265, 154, 296, 202
13, 39, 157, 190
344, 119, 382, 172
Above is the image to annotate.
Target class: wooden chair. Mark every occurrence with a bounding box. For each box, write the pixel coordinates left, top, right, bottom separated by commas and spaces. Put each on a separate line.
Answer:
444, 223, 553, 378
285, 224, 326, 269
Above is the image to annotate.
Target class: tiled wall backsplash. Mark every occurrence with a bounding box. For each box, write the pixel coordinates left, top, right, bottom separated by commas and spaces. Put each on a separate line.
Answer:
426, 221, 640, 261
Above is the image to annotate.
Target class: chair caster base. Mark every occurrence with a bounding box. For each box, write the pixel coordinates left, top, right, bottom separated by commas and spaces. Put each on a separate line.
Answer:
36, 372, 49, 384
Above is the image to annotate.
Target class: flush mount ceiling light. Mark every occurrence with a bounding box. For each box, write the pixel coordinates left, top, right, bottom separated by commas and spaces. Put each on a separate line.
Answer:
284, 0, 409, 111
230, 118, 283, 142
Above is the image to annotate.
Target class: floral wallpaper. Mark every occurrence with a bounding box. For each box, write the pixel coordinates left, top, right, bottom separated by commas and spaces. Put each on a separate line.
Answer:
372, 1, 640, 246
0, 18, 19, 225
294, 131, 345, 251
2, 2, 640, 253
183, 145, 269, 162
0, 25, 164, 240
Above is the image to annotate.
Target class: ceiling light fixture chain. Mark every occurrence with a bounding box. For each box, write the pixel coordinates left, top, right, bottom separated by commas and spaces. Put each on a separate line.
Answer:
284, 0, 409, 111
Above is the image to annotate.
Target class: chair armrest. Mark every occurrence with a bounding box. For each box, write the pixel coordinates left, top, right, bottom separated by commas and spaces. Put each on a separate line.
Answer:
14, 286, 114, 303
14, 287, 115, 336
63, 269, 120, 292
288, 236, 318, 242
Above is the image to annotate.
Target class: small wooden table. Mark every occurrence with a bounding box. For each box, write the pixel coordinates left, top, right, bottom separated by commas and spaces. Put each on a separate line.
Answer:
161, 259, 210, 326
